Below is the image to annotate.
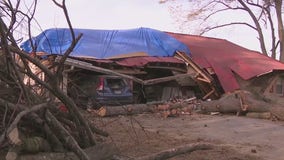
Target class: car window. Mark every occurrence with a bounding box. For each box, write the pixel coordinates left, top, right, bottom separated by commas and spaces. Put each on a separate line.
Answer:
105, 78, 126, 89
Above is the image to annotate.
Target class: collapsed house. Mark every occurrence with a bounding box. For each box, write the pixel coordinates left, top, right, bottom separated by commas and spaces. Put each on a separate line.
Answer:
168, 32, 284, 97
21, 27, 284, 109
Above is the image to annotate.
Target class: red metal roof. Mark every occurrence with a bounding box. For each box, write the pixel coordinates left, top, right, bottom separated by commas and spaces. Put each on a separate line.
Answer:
167, 32, 284, 92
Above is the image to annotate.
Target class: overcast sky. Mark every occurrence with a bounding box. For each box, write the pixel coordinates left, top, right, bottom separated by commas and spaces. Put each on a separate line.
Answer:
21, 0, 262, 52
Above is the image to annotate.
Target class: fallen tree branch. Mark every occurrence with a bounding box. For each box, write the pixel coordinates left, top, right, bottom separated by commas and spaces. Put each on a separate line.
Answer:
50, 85, 96, 146
0, 99, 64, 151
143, 73, 195, 85
137, 143, 213, 160
95, 103, 193, 117
113, 143, 213, 160
95, 104, 156, 117
45, 109, 90, 160
0, 103, 48, 145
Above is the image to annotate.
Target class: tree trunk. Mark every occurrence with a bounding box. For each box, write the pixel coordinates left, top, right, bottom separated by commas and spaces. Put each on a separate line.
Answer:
96, 104, 156, 117
95, 103, 193, 117
246, 112, 271, 119
275, 0, 284, 62
199, 91, 271, 113
237, 0, 268, 56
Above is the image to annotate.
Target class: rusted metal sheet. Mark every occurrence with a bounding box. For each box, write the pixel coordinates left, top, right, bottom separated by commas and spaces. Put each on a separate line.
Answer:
168, 32, 284, 93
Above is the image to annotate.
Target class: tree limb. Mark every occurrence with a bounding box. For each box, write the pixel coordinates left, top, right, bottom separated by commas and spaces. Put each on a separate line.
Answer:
114, 143, 213, 160
8, 46, 55, 79
0, 18, 32, 105
244, 0, 277, 57
137, 143, 212, 160
201, 22, 257, 35
0, 103, 49, 145
237, 0, 268, 55
204, 1, 246, 21
45, 109, 90, 160
51, 0, 82, 76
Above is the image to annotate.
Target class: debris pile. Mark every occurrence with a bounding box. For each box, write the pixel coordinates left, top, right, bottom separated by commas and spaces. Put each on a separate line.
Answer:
87, 90, 284, 122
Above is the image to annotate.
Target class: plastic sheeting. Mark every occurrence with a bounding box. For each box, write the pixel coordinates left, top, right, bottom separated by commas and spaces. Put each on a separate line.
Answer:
21, 28, 190, 59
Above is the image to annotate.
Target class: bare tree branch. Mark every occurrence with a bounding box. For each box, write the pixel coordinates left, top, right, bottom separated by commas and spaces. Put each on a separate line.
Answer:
237, 0, 268, 55
0, 103, 49, 146
274, 0, 284, 61
8, 46, 55, 78
0, 1, 100, 158
51, 0, 82, 76
45, 109, 90, 160
200, 22, 257, 35
0, 16, 33, 104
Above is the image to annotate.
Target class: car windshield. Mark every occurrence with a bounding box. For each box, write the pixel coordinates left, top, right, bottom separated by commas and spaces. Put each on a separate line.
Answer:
106, 78, 125, 89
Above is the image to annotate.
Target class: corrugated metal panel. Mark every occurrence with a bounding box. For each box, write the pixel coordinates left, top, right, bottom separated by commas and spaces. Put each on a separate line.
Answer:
167, 32, 284, 93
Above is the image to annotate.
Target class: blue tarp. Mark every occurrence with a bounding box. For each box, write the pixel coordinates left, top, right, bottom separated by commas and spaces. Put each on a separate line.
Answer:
21, 27, 190, 59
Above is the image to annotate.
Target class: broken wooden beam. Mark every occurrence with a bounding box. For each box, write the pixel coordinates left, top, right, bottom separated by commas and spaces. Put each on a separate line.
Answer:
59, 57, 195, 87
57, 57, 144, 84
174, 51, 220, 99
175, 51, 213, 83
202, 88, 216, 100
143, 73, 195, 85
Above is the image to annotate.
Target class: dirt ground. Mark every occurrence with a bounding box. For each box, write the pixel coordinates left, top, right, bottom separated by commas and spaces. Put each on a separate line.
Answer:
13, 111, 284, 160
89, 111, 284, 160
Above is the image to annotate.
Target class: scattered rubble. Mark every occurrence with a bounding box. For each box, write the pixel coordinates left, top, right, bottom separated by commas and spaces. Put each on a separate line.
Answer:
85, 89, 284, 123
3, 27, 284, 160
